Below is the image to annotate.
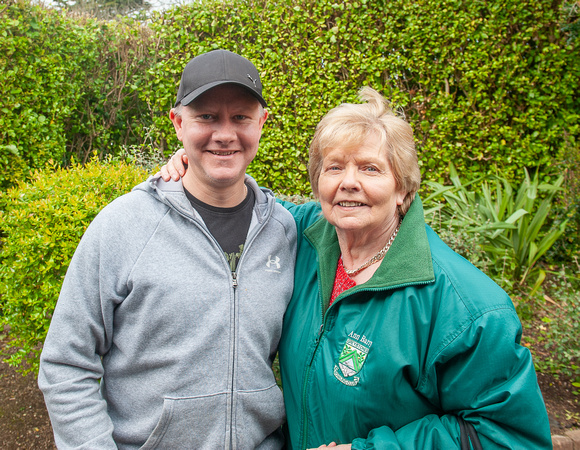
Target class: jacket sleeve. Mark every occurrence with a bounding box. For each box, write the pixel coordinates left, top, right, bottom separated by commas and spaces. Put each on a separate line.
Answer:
276, 199, 322, 234
351, 308, 552, 450
38, 210, 125, 449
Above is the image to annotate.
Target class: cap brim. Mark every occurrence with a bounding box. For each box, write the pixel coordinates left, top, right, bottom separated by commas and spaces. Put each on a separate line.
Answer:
177, 81, 267, 108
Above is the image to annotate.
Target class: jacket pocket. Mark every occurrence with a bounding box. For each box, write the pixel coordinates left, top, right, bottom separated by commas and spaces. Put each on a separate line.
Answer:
235, 384, 285, 449
140, 392, 228, 449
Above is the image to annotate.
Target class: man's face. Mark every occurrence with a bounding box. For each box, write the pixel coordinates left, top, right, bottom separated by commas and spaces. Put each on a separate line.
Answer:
171, 84, 267, 200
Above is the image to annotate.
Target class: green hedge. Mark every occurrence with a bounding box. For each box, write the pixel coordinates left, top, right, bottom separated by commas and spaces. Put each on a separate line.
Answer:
0, 160, 149, 373
1, 0, 578, 195
139, 0, 579, 193
0, 0, 149, 190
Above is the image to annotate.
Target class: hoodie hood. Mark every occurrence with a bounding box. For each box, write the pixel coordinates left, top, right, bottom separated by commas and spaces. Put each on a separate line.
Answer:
133, 174, 275, 224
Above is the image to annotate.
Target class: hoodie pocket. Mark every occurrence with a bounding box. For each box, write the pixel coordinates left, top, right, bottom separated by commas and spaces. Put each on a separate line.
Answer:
140, 392, 228, 449
235, 384, 285, 449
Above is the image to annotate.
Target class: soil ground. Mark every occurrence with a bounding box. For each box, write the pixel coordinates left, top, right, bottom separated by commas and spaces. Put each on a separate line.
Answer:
0, 328, 578, 448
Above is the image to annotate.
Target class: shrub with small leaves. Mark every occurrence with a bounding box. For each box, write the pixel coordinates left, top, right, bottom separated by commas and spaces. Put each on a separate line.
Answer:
0, 159, 149, 373
522, 272, 580, 393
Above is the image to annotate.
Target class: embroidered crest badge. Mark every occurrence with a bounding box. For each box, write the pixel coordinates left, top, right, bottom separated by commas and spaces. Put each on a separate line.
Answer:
334, 334, 371, 386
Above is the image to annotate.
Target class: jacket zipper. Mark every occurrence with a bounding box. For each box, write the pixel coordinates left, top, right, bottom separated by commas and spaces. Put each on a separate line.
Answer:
299, 279, 434, 449
301, 274, 326, 449
229, 271, 238, 450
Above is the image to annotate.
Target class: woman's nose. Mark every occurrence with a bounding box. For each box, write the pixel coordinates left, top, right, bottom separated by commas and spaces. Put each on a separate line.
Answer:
340, 167, 360, 190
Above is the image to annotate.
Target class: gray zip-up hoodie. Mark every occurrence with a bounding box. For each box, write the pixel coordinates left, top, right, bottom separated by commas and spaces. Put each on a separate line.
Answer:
38, 175, 297, 449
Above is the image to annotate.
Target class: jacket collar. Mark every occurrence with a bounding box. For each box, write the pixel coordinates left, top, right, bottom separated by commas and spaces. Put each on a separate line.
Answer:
304, 194, 435, 301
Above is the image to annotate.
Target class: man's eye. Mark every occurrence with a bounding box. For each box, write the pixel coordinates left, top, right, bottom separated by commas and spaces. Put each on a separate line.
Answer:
234, 115, 247, 120
200, 114, 213, 120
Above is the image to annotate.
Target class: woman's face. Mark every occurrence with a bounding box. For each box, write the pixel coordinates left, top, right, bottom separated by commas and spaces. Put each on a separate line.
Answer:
317, 135, 407, 238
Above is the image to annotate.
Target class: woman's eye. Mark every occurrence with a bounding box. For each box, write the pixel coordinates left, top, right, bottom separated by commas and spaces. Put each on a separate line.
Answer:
364, 166, 378, 172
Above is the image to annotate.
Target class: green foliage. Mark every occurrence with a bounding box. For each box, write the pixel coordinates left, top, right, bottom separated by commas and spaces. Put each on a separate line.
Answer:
0, 159, 149, 373
1, 0, 579, 377
522, 272, 580, 390
425, 163, 568, 289
134, 0, 580, 195
0, 0, 150, 190
547, 143, 580, 264
2, 0, 579, 197
50, 0, 152, 20
561, 0, 580, 44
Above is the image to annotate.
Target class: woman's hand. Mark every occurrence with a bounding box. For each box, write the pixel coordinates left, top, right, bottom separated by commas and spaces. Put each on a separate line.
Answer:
307, 443, 351, 449
159, 148, 188, 181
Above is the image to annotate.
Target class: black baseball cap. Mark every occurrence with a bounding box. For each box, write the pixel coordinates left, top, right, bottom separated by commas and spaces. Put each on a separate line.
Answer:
174, 50, 267, 108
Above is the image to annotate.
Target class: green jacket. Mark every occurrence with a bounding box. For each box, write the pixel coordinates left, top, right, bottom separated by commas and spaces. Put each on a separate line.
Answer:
279, 196, 551, 449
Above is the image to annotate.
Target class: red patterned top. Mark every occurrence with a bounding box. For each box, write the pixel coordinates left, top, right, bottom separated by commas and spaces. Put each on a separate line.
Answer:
329, 257, 356, 306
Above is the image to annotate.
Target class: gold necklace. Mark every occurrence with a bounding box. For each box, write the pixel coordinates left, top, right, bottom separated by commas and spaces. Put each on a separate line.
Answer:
343, 220, 401, 276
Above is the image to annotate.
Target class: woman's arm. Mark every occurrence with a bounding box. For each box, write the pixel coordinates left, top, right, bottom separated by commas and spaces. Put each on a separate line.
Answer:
159, 148, 188, 181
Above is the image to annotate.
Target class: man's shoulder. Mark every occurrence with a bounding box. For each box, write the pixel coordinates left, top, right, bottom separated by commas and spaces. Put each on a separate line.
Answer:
87, 183, 167, 236
99, 187, 155, 215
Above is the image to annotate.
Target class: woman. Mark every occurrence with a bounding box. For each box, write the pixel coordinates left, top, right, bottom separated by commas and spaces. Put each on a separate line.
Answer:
161, 87, 552, 449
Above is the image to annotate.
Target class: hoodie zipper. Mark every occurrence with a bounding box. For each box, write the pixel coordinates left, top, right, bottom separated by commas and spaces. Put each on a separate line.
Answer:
227, 200, 273, 450
156, 182, 276, 449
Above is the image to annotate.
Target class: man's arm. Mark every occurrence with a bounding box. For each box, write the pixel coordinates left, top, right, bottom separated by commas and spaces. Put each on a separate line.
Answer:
38, 215, 118, 449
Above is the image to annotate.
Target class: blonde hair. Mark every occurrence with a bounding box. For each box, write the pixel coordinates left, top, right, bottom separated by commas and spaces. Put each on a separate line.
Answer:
308, 87, 421, 216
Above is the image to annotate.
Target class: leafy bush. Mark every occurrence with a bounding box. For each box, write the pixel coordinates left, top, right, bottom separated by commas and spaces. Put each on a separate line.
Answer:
2, 0, 578, 197
425, 163, 568, 290
0, 0, 150, 190
0, 159, 149, 373
547, 143, 580, 265
2, 0, 567, 195
521, 271, 580, 392
2, 0, 579, 376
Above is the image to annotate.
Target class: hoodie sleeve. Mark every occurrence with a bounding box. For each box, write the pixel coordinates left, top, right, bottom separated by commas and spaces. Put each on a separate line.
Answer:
38, 197, 138, 449
350, 308, 552, 450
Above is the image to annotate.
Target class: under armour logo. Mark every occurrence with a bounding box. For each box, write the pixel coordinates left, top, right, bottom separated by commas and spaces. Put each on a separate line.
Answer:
247, 74, 257, 87
266, 255, 280, 269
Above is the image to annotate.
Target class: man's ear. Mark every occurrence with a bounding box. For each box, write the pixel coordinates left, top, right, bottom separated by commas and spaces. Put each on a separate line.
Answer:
170, 109, 183, 141
259, 109, 269, 129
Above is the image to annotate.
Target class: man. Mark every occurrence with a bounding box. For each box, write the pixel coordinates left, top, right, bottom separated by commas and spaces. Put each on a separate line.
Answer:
38, 50, 297, 449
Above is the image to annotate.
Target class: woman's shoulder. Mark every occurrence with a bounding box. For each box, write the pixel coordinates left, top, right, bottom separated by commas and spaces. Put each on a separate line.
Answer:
425, 225, 515, 314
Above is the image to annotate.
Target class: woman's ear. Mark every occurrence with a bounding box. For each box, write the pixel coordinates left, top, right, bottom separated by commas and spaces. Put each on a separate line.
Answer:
396, 189, 408, 206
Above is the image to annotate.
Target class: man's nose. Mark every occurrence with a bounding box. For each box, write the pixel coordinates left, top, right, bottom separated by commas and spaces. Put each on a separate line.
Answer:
213, 120, 237, 144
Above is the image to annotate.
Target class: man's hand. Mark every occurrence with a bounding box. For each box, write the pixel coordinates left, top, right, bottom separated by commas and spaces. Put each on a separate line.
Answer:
159, 148, 188, 181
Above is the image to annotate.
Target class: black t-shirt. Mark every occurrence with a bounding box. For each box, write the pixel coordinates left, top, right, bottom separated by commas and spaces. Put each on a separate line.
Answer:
184, 185, 255, 271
